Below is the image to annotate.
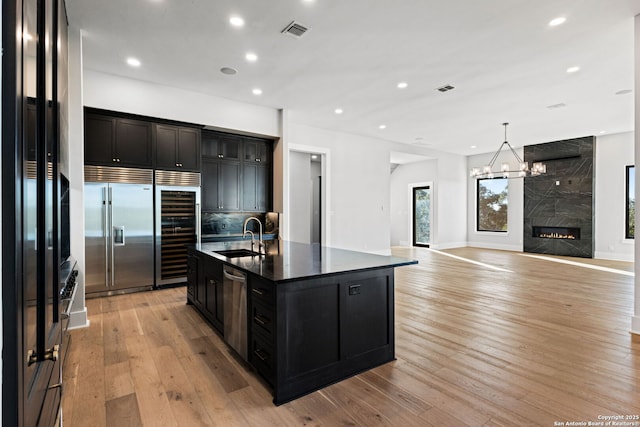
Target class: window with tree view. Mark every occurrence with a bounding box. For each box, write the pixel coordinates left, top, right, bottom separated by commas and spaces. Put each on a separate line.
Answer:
626, 165, 634, 239
477, 178, 508, 232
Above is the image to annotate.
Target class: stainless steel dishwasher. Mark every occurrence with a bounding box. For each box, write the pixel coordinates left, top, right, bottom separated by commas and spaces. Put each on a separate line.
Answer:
223, 266, 248, 361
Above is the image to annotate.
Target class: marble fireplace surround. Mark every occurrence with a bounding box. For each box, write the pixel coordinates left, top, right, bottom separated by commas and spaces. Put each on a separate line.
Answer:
523, 136, 595, 258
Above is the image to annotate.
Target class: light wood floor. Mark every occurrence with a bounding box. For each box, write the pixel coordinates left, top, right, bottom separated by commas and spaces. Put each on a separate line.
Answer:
62, 248, 640, 426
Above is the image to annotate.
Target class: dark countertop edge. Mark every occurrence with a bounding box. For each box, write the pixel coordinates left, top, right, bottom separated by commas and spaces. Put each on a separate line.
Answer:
190, 241, 418, 284
201, 233, 278, 238
250, 260, 419, 285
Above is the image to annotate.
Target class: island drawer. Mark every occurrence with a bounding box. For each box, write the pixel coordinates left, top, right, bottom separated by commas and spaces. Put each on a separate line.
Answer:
251, 301, 274, 340
250, 334, 275, 386
250, 279, 275, 305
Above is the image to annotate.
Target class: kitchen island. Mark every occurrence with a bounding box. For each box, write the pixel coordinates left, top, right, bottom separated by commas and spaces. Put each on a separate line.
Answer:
187, 240, 417, 405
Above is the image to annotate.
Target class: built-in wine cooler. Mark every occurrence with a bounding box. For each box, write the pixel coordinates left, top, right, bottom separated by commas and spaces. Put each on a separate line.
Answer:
155, 171, 201, 287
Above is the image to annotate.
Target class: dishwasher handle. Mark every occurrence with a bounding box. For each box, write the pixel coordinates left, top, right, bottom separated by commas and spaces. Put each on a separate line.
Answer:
223, 268, 246, 283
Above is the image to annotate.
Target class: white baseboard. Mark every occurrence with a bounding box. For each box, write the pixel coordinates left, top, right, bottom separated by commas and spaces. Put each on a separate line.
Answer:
68, 307, 90, 330
594, 251, 635, 262
431, 241, 467, 250
466, 241, 523, 252
631, 316, 640, 336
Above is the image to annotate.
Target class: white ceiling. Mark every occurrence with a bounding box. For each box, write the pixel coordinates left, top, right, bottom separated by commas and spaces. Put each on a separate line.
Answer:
66, 0, 640, 156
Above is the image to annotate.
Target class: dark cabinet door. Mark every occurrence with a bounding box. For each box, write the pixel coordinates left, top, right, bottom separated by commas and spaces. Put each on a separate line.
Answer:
201, 159, 220, 211
155, 125, 201, 171
242, 163, 270, 211
244, 139, 271, 164
84, 113, 115, 165
114, 118, 152, 167
219, 161, 241, 211
177, 127, 200, 171
186, 254, 198, 300
218, 135, 242, 160
204, 261, 223, 333
155, 124, 179, 170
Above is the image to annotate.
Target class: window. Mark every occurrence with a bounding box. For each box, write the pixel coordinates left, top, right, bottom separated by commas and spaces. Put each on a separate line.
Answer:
412, 186, 431, 247
477, 178, 508, 232
626, 165, 635, 239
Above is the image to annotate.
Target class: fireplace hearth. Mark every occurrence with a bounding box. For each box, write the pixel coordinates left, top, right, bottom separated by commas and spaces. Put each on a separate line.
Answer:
532, 226, 580, 240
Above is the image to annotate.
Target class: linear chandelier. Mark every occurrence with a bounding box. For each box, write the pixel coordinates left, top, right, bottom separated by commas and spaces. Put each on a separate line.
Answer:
470, 123, 546, 179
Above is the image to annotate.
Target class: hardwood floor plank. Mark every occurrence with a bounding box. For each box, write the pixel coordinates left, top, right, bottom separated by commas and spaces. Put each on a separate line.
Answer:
105, 393, 142, 427
149, 345, 216, 426
124, 332, 178, 426
104, 361, 135, 401
63, 248, 640, 427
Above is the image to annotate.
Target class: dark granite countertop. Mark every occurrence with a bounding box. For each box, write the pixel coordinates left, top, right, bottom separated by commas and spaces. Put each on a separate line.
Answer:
192, 240, 418, 283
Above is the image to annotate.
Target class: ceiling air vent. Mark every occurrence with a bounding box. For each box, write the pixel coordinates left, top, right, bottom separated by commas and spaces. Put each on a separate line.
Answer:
281, 21, 310, 38
436, 84, 455, 93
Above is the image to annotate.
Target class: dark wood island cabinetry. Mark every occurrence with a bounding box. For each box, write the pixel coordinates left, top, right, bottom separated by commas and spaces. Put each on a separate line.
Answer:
187, 240, 417, 404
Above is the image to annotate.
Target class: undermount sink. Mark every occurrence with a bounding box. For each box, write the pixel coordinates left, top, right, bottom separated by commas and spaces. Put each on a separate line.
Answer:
214, 249, 262, 258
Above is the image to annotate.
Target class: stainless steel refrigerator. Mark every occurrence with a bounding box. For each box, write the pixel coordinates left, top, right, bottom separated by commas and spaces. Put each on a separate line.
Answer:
154, 170, 201, 287
84, 166, 154, 296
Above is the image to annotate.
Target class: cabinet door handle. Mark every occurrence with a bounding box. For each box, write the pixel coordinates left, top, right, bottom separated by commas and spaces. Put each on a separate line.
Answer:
254, 349, 269, 361
254, 315, 270, 326
252, 288, 265, 296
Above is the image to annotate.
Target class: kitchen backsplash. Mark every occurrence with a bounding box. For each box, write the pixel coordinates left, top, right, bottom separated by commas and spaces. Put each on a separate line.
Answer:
202, 212, 279, 235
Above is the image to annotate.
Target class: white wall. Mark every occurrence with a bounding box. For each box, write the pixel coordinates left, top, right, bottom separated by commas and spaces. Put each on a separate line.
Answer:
289, 151, 312, 244
67, 28, 88, 328
632, 13, 640, 336
595, 132, 635, 261
287, 123, 392, 254
389, 154, 468, 249
83, 70, 280, 138
390, 160, 437, 247
466, 149, 524, 251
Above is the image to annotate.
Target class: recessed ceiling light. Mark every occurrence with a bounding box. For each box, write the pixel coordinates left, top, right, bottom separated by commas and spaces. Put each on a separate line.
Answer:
311, 154, 318, 159
549, 17, 566, 27
379, 124, 387, 130
600, 130, 607, 134
252, 88, 262, 95
245, 52, 258, 62
397, 82, 408, 89
470, 145, 477, 149
126, 57, 141, 67
566, 66, 580, 73
220, 67, 237, 75
229, 16, 245, 27
334, 108, 343, 115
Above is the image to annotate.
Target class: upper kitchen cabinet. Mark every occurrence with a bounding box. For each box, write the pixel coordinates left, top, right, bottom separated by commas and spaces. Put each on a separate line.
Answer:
243, 163, 270, 212
155, 124, 201, 171
84, 111, 152, 168
202, 159, 241, 212
243, 138, 271, 164
201, 131, 242, 161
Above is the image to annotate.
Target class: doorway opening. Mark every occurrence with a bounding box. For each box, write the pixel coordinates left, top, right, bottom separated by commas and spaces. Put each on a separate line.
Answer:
412, 185, 431, 247
288, 149, 328, 246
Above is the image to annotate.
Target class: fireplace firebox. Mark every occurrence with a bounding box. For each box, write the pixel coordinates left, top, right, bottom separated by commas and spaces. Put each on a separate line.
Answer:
532, 226, 580, 240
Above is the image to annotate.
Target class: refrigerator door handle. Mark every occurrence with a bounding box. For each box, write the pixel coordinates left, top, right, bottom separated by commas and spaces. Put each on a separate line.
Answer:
109, 186, 115, 287
113, 226, 125, 246
104, 187, 109, 288
196, 202, 201, 244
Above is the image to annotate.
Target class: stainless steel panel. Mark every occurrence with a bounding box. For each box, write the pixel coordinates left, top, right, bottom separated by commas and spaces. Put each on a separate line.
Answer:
85, 165, 153, 185
223, 267, 248, 361
84, 183, 109, 294
155, 170, 201, 187
111, 183, 154, 291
